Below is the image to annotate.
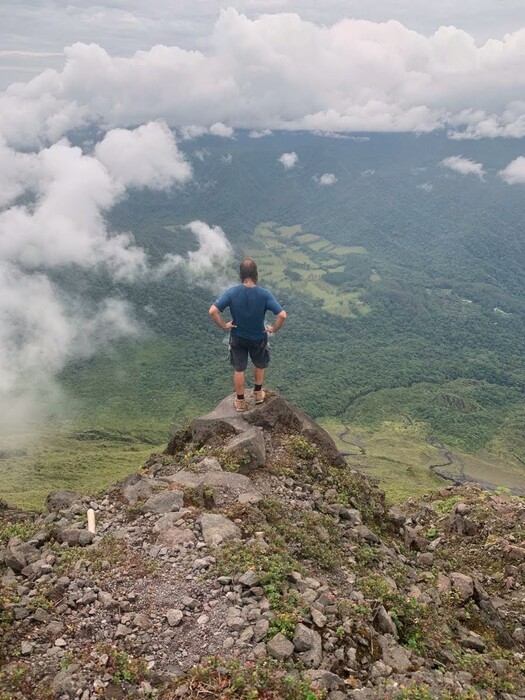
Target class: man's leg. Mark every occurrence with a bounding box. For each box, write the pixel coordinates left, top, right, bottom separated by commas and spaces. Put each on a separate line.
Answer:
253, 366, 265, 388
234, 370, 246, 397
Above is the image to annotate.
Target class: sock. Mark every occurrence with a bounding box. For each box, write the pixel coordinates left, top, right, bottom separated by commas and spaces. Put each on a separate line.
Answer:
254, 384, 262, 392
237, 394, 245, 400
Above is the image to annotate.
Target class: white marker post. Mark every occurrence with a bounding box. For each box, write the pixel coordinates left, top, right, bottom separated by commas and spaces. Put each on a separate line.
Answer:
87, 508, 96, 534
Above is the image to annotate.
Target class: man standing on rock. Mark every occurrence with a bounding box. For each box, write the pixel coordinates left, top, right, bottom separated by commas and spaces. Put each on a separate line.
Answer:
209, 257, 287, 411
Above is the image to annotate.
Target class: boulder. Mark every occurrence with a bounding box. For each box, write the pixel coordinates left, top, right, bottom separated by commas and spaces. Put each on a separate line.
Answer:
141, 490, 183, 514
378, 635, 411, 673
4, 542, 41, 573
190, 396, 244, 443
198, 513, 241, 546
156, 528, 197, 549
267, 632, 294, 660
244, 394, 345, 465
224, 426, 266, 470
56, 528, 94, 547
46, 490, 82, 512
450, 572, 474, 602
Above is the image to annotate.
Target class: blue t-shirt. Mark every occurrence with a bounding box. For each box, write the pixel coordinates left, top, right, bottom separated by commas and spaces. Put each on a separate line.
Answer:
213, 285, 283, 340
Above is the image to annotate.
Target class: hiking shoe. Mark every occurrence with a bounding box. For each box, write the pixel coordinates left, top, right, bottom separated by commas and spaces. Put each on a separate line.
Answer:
234, 398, 247, 412
253, 389, 266, 404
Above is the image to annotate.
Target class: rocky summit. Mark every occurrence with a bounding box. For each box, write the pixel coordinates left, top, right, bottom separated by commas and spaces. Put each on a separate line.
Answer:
1, 392, 524, 699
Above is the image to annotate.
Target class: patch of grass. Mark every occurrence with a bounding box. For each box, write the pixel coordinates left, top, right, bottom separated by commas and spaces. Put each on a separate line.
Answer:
165, 657, 326, 699
0, 519, 38, 547
258, 498, 344, 570
433, 496, 462, 514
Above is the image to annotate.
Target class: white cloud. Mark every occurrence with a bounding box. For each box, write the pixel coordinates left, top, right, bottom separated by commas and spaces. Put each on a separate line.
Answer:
157, 220, 233, 284
361, 169, 375, 177
440, 155, 485, 179
314, 172, 338, 185
3, 12, 525, 146
94, 121, 192, 189
0, 123, 233, 434
209, 122, 234, 138
417, 182, 434, 192
499, 156, 525, 184
194, 148, 210, 162
278, 151, 298, 169
249, 129, 272, 138
221, 153, 233, 164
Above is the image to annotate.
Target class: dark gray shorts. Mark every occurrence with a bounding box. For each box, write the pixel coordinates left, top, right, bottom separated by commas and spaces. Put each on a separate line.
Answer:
229, 332, 270, 371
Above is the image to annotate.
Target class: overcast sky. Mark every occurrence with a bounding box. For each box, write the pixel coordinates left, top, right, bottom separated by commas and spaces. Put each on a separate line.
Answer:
2, 1, 525, 87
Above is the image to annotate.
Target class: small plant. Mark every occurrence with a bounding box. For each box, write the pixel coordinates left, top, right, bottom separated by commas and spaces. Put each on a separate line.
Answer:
166, 657, 326, 699
0, 520, 38, 547
426, 527, 438, 539
433, 496, 462, 515
284, 435, 319, 461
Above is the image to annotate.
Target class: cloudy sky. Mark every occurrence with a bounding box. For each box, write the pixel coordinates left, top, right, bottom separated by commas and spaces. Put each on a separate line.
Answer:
1, 1, 525, 432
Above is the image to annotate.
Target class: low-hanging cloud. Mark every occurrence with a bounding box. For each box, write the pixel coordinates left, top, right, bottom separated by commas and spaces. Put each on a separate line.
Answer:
0, 121, 233, 436
499, 156, 525, 184
440, 155, 485, 178
278, 152, 298, 169
2, 10, 525, 146
95, 121, 192, 189
314, 173, 338, 186
157, 220, 233, 286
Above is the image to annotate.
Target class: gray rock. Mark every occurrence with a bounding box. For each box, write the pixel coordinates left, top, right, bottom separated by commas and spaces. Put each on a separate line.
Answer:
374, 605, 398, 637
21, 641, 33, 655
253, 618, 269, 642
267, 632, 294, 660
4, 543, 41, 573
450, 572, 474, 602
51, 666, 85, 696
304, 670, 342, 691
239, 570, 262, 587
56, 528, 94, 547
115, 623, 132, 637
166, 609, 184, 626
244, 394, 345, 466
190, 397, 244, 444
379, 635, 411, 673
297, 628, 323, 668
293, 623, 316, 652
153, 512, 185, 533
142, 490, 183, 514
156, 528, 197, 549
46, 490, 82, 512
133, 613, 152, 630
311, 609, 327, 628
198, 513, 241, 546
224, 427, 266, 470
121, 475, 155, 505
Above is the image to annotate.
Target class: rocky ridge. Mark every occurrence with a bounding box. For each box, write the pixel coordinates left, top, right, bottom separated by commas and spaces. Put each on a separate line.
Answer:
1, 392, 524, 699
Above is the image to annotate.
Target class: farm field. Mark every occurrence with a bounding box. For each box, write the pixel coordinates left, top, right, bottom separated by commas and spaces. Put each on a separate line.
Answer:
246, 222, 372, 317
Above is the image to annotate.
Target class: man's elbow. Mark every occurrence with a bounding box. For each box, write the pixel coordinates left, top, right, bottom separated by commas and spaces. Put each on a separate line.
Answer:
278, 310, 287, 320
209, 305, 218, 316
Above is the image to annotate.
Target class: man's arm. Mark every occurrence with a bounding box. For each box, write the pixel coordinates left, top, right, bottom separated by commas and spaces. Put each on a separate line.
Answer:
208, 304, 236, 330
266, 309, 287, 334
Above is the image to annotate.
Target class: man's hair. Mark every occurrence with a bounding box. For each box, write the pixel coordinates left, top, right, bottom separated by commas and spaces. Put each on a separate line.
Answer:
240, 257, 258, 283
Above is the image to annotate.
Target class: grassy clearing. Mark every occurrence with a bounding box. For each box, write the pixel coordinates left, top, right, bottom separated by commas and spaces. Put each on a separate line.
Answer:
247, 222, 370, 318
320, 415, 525, 501
319, 418, 449, 502
0, 426, 164, 510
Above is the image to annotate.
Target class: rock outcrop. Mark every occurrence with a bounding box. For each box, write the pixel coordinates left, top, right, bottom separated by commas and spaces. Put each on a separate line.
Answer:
1, 392, 524, 699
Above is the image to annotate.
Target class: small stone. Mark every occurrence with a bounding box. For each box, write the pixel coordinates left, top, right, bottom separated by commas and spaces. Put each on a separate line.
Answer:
267, 632, 294, 660
253, 618, 269, 642
166, 609, 184, 627
197, 614, 209, 625
54, 638, 67, 647
115, 624, 132, 638
311, 609, 327, 628
21, 641, 33, 655
450, 572, 474, 602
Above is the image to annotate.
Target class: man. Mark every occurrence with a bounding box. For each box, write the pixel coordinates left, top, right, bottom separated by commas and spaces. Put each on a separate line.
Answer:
209, 257, 287, 411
